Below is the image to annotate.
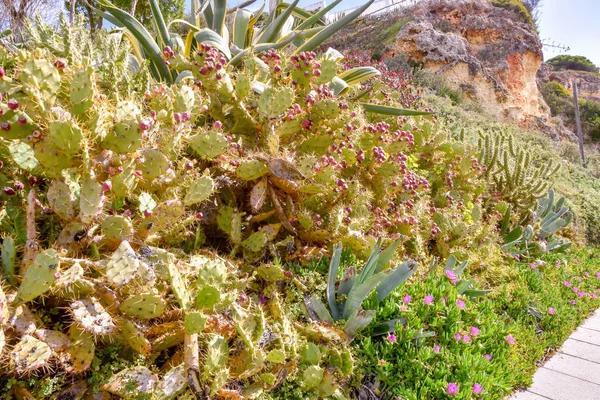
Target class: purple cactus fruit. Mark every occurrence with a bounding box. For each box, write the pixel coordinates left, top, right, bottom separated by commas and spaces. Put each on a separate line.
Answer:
195, 212, 203, 219
102, 180, 112, 192
7, 99, 18, 110
17, 116, 26, 125
54, 59, 67, 69
182, 111, 191, 122
134, 170, 143, 177
199, 67, 208, 75
28, 176, 40, 186
313, 69, 321, 77
1, 122, 10, 131
150, 110, 157, 119
0, 68, 4, 78
117, 166, 124, 174
123, 209, 133, 217
0, 161, 3, 168
173, 113, 182, 124
0, 93, 2, 102
213, 121, 223, 130
185, 160, 194, 171
143, 209, 153, 218
107, 166, 116, 175
14, 181, 24, 191
3, 187, 16, 196
139, 118, 152, 131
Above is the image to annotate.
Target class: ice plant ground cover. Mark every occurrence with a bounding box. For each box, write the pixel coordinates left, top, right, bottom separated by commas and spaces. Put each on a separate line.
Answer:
0, 1, 599, 399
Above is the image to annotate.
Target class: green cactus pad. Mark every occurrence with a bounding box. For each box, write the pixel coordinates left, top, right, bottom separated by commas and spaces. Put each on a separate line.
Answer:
101, 215, 133, 244
189, 130, 228, 159
8, 140, 38, 171
184, 311, 207, 334
268, 159, 306, 181
71, 297, 116, 335
34, 329, 70, 352
139, 149, 169, 181
70, 67, 95, 115
112, 161, 138, 197
119, 292, 166, 319
55, 263, 84, 288
0, 106, 36, 140
194, 286, 220, 309
257, 87, 294, 118
121, 320, 151, 356
184, 175, 214, 206
145, 199, 186, 233
12, 335, 52, 374
167, 260, 191, 310
65, 327, 95, 374
79, 178, 104, 224
236, 160, 269, 181
47, 180, 75, 220
104, 241, 147, 286
20, 59, 61, 101
34, 139, 79, 176
48, 121, 84, 158
15, 249, 60, 304
192, 256, 228, 286
157, 365, 187, 400
103, 102, 143, 154
104, 366, 158, 397
174, 85, 195, 112
250, 178, 268, 212
242, 231, 268, 252
266, 349, 286, 363
302, 365, 324, 389
299, 135, 334, 155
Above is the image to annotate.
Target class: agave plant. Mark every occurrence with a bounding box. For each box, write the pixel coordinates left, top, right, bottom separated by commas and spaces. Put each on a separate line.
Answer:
305, 239, 418, 338
501, 189, 573, 257
96, 0, 377, 83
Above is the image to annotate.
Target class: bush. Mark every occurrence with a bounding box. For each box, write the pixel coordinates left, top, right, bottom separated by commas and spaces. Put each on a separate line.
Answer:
547, 55, 600, 73
492, 0, 536, 28
541, 81, 574, 118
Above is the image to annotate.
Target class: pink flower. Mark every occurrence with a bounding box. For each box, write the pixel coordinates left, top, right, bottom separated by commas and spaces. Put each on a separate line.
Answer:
403, 294, 411, 305
447, 383, 459, 396
573, 287, 579, 293
433, 345, 440, 353
424, 294, 434, 305
387, 334, 397, 343
445, 270, 458, 284
595, 272, 600, 279
473, 383, 482, 395
484, 354, 492, 361
578, 292, 585, 298
530, 263, 537, 269
591, 294, 597, 299
563, 281, 572, 287
454, 333, 461, 341
456, 299, 465, 309
470, 327, 481, 336
584, 271, 589, 277
506, 335, 515, 345
548, 308, 556, 315
462, 335, 471, 343
570, 300, 577, 305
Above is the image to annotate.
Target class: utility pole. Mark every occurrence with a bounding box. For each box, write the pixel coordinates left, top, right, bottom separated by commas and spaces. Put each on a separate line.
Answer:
573, 80, 587, 168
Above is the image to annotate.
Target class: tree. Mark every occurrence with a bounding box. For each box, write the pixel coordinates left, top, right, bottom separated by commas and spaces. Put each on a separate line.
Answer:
547, 55, 599, 73
65, 0, 185, 32
0, 0, 61, 40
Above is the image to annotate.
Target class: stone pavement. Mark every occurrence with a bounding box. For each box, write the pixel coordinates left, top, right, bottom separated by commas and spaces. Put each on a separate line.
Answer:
510, 309, 600, 400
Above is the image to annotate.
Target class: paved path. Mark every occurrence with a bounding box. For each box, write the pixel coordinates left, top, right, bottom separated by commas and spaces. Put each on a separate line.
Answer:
510, 309, 600, 400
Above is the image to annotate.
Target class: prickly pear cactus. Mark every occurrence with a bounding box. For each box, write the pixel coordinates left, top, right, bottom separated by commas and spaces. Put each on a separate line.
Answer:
14, 249, 60, 304
70, 66, 95, 115
47, 180, 75, 220
12, 334, 52, 374
119, 292, 166, 319
104, 241, 148, 286
70, 298, 116, 335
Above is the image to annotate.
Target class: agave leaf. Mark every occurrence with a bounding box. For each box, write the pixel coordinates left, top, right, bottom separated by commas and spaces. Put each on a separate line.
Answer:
211, 0, 227, 36
337, 266, 356, 297
95, 0, 172, 83
233, 9, 253, 49
202, 0, 214, 28
327, 242, 343, 320
361, 103, 432, 116
357, 239, 381, 285
539, 219, 568, 239
294, 0, 342, 31
456, 279, 473, 295
375, 237, 403, 273
500, 205, 511, 234
344, 272, 387, 319
328, 77, 349, 96
376, 260, 417, 302
370, 318, 407, 336
194, 28, 231, 59
256, 0, 300, 44
444, 254, 456, 271
454, 260, 469, 276
504, 226, 523, 244
149, 0, 171, 48
337, 67, 381, 87
343, 308, 376, 337
305, 294, 334, 324
293, 0, 375, 54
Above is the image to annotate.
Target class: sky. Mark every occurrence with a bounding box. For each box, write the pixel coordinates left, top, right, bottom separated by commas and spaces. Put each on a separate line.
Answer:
225, 0, 600, 67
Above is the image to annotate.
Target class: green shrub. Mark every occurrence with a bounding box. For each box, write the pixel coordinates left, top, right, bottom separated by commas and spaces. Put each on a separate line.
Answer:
541, 81, 574, 118
547, 55, 599, 73
580, 99, 600, 139
492, 0, 535, 28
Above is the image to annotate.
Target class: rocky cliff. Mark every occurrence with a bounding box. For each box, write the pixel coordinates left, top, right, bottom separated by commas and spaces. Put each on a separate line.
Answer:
328, 0, 554, 130
538, 65, 600, 102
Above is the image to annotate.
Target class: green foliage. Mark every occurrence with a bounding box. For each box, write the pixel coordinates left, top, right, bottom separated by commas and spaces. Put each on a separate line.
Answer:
547, 54, 599, 73
491, 0, 536, 28
541, 81, 573, 118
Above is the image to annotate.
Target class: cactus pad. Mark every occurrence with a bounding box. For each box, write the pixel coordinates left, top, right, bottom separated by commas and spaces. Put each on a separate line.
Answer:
70, 67, 95, 115
236, 160, 269, 181
174, 85, 195, 112
145, 199, 186, 233
104, 366, 158, 397
242, 231, 268, 253
139, 148, 169, 182
47, 180, 75, 220
250, 178, 268, 212
55, 263, 84, 288
193, 256, 228, 286
101, 215, 133, 245
13, 335, 53, 374
34, 329, 70, 352
167, 261, 191, 310
48, 121, 84, 158
121, 320, 151, 356
103, 102, 143, 154
65, 327, 95, 374
258, 87, 294, 118
1, 236, 16, 284
79, 178, 104, 224
0, 106, 36, 140
268, 159, 306, 181
184, 175, 214, 206
189, 130, 228, 159
34, 139, 79, 176
71, 298, 116, 335
184, 311, 207, 334
9, 304, 37, 335
112, 161, 138, 197
15, 249, 60, 304
20, 58, 61, 100
119, 292, 166, 319
194, 286, 220, 309
157, 365, 187, 400
104, 241, 148, 286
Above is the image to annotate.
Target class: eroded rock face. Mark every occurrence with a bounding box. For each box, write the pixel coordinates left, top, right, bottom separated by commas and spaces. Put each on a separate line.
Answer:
386, 0, 549, 122
538, 64, 600, 102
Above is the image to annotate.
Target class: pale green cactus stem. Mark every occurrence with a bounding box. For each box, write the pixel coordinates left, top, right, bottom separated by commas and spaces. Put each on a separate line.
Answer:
47, 180, 76, 220
12, 334, 53, 375
119, 291, 166, 319
104, 366, 158, 397
70, 66, 95, 115
65, 326, 95, 374
70, 297, 116, 335
121, 320, 151, 356
14, 249, 60, 304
